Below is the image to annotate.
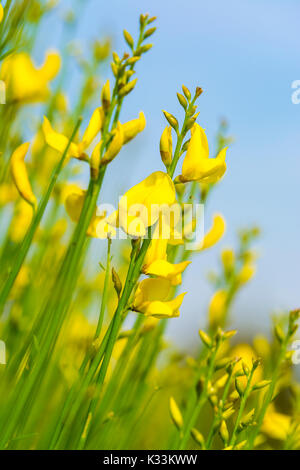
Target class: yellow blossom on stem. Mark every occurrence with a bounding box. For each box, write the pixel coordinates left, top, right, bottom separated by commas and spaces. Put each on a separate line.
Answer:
208, 289, 228, 329
121, 111, 146, 144
0, 51, 61, 103
10, 142, 37, 208
108, 171, 176, 237
132, 278, 186, 319
179, 123, 227, 183
43, 107, 104, 162
237, 263, 256, 284
142, 237, 190, 286
197, 214, 226, 251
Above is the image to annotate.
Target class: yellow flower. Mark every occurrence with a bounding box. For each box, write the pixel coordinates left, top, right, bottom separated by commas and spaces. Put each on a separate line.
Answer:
261, 404, 291, 441
0, 4, 4, 23
0, 183, 18, 206
121, 111, 146, 144
208, 289, 228, 329
0, 51, 61, 103
231, 343, 262, 386
9, 200, 33, 243
43, 107, 104, 162
142, 237, 190, 286
108, 171, 176, 237
179, 123, 227, 183
10, 142, 37, 208
64, 185, 115, 239
196, 214, 226, 251
237, 263, 256, 284
221, 248, 235, 274
132, 278, 186, 319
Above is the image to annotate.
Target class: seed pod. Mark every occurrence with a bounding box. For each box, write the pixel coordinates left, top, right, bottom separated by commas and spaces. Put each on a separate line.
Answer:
169, 397, 183, 430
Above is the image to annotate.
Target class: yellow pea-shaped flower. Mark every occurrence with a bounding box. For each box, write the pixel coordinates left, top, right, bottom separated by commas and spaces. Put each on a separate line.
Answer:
180, 123, 227, 183
121, 111, 146, 144
133, 278, 186, 319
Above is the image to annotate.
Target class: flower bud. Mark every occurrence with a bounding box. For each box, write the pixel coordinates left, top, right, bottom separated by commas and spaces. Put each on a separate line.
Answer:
160, 126, 173, 166
101, 80, 111, 112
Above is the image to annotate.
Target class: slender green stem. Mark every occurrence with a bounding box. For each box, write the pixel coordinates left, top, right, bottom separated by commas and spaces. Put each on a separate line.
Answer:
229, 367, 255, 447
95, 238, 112, 339
178, 346, 218, 450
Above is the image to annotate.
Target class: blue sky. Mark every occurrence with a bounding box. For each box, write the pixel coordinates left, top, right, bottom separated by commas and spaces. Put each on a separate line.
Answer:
36, 0, 300, 347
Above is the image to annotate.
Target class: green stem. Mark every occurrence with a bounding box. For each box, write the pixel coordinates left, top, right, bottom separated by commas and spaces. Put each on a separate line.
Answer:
229, 367, 255, 447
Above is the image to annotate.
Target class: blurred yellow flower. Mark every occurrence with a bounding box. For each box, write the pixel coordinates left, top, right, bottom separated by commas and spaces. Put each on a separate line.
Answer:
261, 404, 291, 441
133, 278, 186, 318
199, 213, 226, 251
0, 4, 4, 23
9, 200, 33, 243
179, 123, 227, 183
10, 142, 37, 208
64, 185, 115, 239
208, 289, 228, 328
231, 343, 263, 386
237, 263, 256, 284
0, 51, 61, 103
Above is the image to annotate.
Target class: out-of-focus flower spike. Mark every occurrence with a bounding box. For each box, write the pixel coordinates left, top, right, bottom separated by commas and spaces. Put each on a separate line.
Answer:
10, 143, 37, 208
40, 51, 61, 80
199, 214, 226, 251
